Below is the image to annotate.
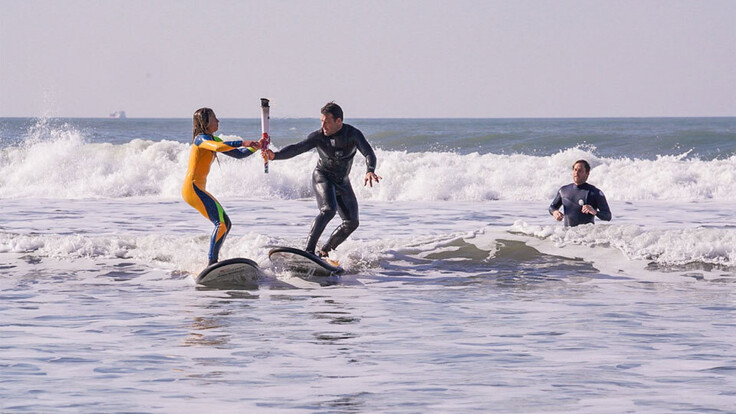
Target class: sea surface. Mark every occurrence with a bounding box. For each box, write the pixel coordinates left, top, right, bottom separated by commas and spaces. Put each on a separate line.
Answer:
1, 117, 735, 413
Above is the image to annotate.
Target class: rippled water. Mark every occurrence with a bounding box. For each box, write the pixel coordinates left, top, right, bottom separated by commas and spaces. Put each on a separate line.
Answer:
2, 199, 735, 413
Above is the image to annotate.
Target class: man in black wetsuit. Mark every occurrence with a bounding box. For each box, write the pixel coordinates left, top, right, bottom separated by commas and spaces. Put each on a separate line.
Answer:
549, 159, 612, 227
265, 102, 382, 257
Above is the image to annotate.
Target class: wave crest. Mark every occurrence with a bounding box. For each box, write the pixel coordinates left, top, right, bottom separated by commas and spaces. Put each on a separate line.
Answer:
1, 123, 734, 201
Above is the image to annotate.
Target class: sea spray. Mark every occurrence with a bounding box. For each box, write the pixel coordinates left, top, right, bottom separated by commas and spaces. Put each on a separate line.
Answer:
2, 133, 736, 201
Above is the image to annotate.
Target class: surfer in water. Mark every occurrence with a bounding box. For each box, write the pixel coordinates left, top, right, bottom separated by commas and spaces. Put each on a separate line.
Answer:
265, 102, 382, 257
182, 107, 264, 265
549, 159, 612, 227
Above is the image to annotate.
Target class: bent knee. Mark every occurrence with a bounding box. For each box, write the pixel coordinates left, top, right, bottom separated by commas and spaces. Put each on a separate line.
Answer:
318, 207, 337, 218
344, 219, 359, 231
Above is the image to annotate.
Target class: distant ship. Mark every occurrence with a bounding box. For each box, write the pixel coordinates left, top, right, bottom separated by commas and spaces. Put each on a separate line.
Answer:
109, 111, 127, 119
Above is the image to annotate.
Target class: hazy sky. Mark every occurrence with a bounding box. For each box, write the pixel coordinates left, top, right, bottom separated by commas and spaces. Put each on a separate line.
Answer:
2, 0, 735, 118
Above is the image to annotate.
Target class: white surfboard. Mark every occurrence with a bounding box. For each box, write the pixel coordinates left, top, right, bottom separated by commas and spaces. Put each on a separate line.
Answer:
195, 258, 261, 288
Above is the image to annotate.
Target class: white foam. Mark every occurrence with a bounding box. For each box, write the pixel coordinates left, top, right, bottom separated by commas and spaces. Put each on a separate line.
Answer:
509, 220, 736, 268
1, 124, 735, 202
3, 197, 732, 279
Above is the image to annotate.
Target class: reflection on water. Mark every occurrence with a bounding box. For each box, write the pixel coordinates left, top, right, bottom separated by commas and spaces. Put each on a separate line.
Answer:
183, 293, 364, 353
318, 392, 372, 412
313, 332, 359, 343
183, 315, 231, 347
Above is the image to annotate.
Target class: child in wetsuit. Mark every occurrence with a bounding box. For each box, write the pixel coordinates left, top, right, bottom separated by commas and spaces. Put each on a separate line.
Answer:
182, 107, 262, 265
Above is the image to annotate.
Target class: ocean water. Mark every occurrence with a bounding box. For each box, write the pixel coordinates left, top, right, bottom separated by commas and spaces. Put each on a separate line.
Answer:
1, 117, 735, 413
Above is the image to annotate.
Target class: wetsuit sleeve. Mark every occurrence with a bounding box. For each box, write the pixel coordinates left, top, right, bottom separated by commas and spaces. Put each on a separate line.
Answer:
273, 135, 318, 160
549, 189, 563, 216
354, 129, 377, 173
196, 136, 244, 152
593, 190, 612, 221
195, 135, 256, 159
221, 147, 256, 159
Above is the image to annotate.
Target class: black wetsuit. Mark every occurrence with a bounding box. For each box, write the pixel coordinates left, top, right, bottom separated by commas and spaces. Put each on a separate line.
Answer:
273, 124, 377, 253
549, 182, 612, 227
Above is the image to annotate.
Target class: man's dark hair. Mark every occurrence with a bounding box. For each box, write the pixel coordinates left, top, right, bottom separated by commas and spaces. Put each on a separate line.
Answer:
321, 101, 343, 121
573, 159, 591, 172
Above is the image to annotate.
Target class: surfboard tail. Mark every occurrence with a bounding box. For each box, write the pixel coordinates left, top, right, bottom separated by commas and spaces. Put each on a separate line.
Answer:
268, 246, 344, 276
195, 258, 261, 288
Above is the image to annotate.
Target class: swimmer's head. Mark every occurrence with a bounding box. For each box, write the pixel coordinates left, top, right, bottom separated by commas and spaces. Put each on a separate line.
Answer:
321, 101, 343, 122
572, 160, 590, 185
193, 108, 218, 141
320, 102, 344, 136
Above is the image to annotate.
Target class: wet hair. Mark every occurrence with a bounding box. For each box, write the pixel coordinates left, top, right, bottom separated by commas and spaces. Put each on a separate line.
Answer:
321, 101, 343, 121
573, 159, 591, 173
192, 107, 215, 142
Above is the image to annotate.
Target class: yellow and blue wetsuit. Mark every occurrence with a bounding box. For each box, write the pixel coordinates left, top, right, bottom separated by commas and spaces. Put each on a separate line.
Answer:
182, 134, 256, 264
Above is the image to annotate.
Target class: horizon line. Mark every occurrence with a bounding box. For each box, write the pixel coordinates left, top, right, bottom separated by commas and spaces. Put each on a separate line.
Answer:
2, 115, 735, 120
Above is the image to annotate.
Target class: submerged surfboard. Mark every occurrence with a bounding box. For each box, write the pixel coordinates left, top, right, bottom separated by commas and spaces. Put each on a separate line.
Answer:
195, 258, 261, 288
268, 246, 344, 277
